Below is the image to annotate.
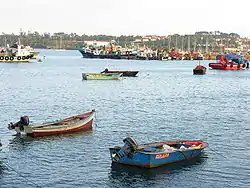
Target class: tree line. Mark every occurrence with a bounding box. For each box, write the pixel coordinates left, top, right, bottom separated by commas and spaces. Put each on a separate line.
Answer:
0, 31, 247, 53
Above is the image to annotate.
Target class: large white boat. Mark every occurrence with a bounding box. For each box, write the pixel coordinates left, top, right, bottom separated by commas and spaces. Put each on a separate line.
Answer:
0, 42, 38, 63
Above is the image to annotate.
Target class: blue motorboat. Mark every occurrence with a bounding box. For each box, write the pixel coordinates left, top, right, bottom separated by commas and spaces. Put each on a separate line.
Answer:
109, 137, 208, 168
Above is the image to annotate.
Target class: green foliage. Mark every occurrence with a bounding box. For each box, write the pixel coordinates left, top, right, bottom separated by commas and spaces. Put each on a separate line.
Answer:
0, 31, 247, 52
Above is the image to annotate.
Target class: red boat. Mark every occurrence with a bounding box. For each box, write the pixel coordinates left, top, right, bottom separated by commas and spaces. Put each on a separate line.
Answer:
193, 65, 206, 75
209, 55, 248, 70
8, 110, 95, 137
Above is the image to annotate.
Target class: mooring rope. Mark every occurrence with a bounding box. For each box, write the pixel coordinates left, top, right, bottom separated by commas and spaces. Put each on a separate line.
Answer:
2, 161, 42, 188
208, 147, 229, 159
94, 110, 98, 127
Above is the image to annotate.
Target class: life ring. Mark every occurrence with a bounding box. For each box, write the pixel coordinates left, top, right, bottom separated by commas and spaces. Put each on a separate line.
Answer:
5, 56, 9, 60
0, 56, 4, 60
10, 56, 14, 61
17, 56, 21, 60
21, 56, 26, 60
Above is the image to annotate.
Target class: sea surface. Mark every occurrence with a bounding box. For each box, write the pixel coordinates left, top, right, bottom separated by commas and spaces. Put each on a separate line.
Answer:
0, 49, 249, 188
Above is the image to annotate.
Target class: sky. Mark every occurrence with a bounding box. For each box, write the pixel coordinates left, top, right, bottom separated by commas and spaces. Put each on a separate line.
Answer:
2, 0, 250, 37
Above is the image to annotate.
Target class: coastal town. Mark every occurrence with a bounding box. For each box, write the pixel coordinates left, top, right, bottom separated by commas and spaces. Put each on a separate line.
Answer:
1, 30, 250, 60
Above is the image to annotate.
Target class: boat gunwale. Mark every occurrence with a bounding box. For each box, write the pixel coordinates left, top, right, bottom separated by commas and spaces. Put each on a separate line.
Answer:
110, 140, 208, 155
27, 111, 95, 131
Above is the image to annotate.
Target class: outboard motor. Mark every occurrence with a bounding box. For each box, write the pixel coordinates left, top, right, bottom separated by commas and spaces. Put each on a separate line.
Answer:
82, 73, 87, 80
8, 116, 29, 134
112, 137, 138, 161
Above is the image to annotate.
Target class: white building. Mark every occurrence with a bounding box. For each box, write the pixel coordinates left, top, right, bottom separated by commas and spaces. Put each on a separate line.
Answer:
84, 40, 110, 47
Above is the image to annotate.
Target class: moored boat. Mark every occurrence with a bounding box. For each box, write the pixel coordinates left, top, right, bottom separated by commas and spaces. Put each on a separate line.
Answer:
209, 55, 249, 70
82, 73, 122, 80
101, 68, 139, 77
193, 65, 206, 75
0, 42, 35, 63
8, 110, 95, 137
109, 137, 208, 168
79, 48, 122, 59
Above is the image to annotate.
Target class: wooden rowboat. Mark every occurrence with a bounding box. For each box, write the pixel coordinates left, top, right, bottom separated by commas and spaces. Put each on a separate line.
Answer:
109, 137, 208, 168
8, 110, 95, 137
101, 69, 139, 77
82, 73, 122, 80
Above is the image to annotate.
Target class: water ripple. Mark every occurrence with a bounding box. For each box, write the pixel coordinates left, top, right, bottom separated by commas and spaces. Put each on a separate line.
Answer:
0, 50, 249, 187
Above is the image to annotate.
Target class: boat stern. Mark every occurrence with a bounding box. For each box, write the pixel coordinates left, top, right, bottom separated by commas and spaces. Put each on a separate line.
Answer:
109, 147, 152, 168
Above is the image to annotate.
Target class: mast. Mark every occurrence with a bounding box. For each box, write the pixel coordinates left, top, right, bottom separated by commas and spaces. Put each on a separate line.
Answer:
181, 36, 184, 51
59, 36, 62, 49
168, 35, 171, 50
193, 36, 196, 51
175, 35, 178, 49
205, 36, 208, 53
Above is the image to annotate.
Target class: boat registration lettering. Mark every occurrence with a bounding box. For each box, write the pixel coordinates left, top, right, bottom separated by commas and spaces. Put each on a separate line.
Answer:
155, 153, 170, 159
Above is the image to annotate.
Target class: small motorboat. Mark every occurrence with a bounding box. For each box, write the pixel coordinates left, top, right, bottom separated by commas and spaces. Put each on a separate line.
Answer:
82, 73, 122, 80
101, 68, 139, 77
109, 137, 208, 168
193, 65, 206, 75
8, 110, 95, 137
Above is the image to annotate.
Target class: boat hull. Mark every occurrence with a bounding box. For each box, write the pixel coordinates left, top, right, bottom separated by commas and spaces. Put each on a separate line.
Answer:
0, 56, 30, 63
79, 49, 122, 59
110, 140, 208, 168
79, 49, 164, 61
209, 63, 246, 70
193, 68, 206, 75
24, 110, 95, 137
102, 70, 139, 77
82, 73, 122, 80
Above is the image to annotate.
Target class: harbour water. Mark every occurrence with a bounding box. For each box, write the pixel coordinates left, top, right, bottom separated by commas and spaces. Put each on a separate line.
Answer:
0, 50, 249, 188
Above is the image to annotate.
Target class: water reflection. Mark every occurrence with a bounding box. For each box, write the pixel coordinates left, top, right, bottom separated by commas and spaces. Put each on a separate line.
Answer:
108, 155, 207, 187
7, 130, 93, 150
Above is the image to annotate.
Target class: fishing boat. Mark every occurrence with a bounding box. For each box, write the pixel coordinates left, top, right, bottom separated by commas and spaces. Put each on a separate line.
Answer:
101, 68, 139, 77
0, 42, 35, 63
209, 55, 249, 70
109, 137, 208, 168
7, 110, 95, 137
82, 73, 122, 80
79, 48, 122, 59
193, 64, 206, 75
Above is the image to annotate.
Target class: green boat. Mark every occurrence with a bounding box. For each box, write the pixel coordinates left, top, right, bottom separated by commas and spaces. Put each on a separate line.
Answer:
82, 73, 122, 80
